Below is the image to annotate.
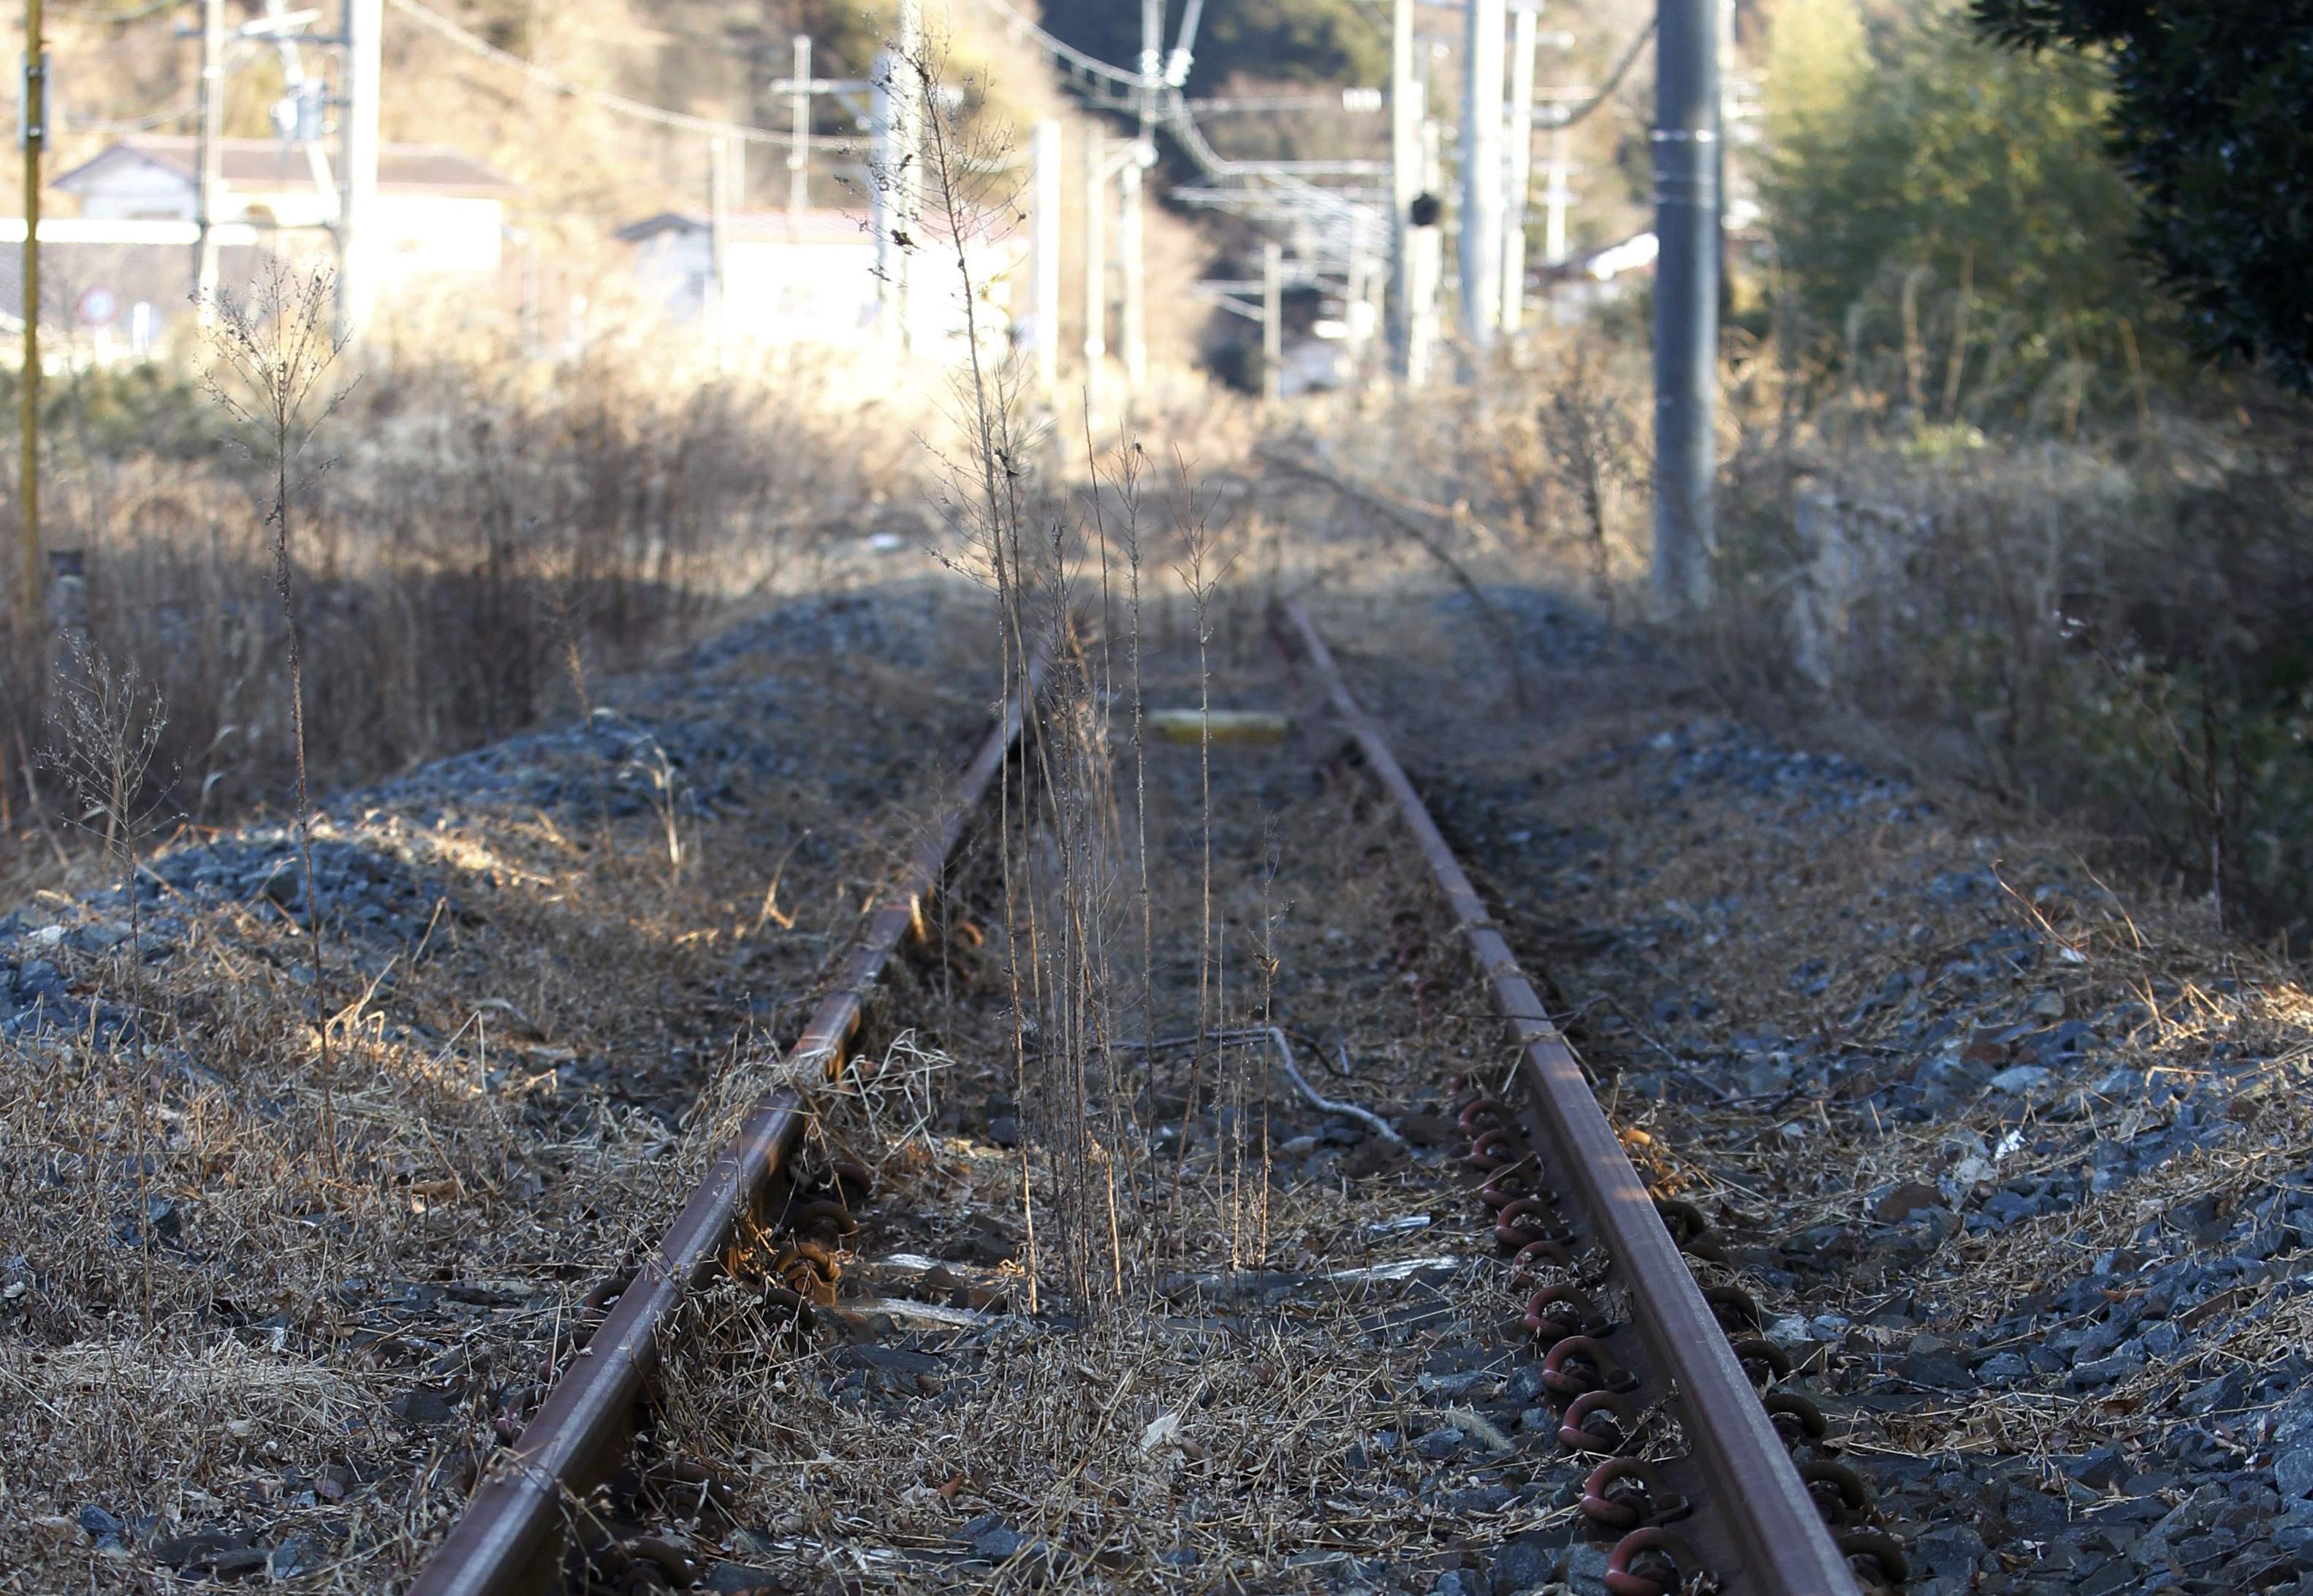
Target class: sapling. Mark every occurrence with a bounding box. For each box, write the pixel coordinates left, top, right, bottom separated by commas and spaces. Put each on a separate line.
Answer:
200, 261, 352, 1172
43, 634, 170, 1320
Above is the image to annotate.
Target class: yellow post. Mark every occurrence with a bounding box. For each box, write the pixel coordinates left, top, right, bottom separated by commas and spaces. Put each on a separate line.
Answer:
18, 0, 42, 635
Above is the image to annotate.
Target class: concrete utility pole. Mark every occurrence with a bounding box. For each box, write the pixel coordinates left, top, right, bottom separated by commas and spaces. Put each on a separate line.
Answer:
1345, 240, 1376, 384
787, 35, 810, 221
1500, 2, 1538, 333
1416, 109, 1444, 379
1459, 0, 1504, 354
897, 0, 922, 352
1139, 0, 1165, 91
18, 0, 42, 635
1543, 121, 1569, 265
1119, 159, 1146, 392
1166, 0, 1204, 86
1260, 240, 1282, 402
1120, 0, 1160, 395
1082, 132, 1106, 371
340, 0, 383, 340
871, 61, 898, 348
1652, 0, 1720, 611
194, 0, 224, 322
707, 135, 732, 370
1389, 0, 1418, 381
1031, 119, 1060, 398
872, 1, 922, 354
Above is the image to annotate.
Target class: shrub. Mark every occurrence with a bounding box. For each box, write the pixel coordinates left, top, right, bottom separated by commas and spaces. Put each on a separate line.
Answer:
1759, 0, 2180, 418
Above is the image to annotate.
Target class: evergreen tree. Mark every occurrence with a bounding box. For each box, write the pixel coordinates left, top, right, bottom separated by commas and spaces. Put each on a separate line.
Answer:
1972, 0, 2313, 391
1761, 1, 2165, 406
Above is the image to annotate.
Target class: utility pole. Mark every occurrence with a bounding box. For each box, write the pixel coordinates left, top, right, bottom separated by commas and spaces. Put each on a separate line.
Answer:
895, 0, 921, 354
1031, 119, 1060, 398
340, 0, 383, 340
1389, 0, 1418, 381
871, 60, 897, 349
707, 135, 731, 370
1120, 0, 1160, 395
1165, 0, 1204, 86
18, 0, 42, 636
1139, 0, 1165, 91
1082, 131, 1106, 373
1543, 120, 1569, 265
1260, 240, 1281, 403
194, 0, 224, 322
1345, 239, 1375, 384
872, 1, 922, 354
1717, 0, 1740, 262
1459, 0, 1504, 355
1653, 0, 1719, 611
1119, 159, 1146, 393
1416, 107, 1444, 380
1500, 1, 1538, 333
787, 34, 810, 222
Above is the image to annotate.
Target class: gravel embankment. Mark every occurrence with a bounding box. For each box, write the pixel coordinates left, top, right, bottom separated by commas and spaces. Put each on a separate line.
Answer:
0, 574, 991, 1590
1397, 582, 2313, 1596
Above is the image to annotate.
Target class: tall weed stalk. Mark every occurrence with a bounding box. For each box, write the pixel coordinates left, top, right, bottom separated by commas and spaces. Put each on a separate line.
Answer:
202, 262, 351, 1173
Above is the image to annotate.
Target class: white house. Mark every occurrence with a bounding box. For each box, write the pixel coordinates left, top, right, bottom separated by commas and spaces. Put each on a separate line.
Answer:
54, 137, 514, 279
617, 208, 1022, 358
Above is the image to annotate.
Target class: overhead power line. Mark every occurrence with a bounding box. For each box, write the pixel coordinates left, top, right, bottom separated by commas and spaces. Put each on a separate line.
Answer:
383, 0, 852, 151
67, 91, 197, 132
387, 0, 1027, 175
82, 0, 181, 25
968, 0, 1146, 88
1548, 18, 1655, 132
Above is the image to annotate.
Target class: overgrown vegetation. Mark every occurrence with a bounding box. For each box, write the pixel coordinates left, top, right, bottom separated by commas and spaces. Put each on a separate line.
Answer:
1728, 0, 2313, 936
1760, 0, 2179, 417
0, 343, 920, 893
1972, 0, 2313, 392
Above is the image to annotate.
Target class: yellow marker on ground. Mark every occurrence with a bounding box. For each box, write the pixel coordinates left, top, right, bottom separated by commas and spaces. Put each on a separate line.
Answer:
1147, 710, 1291, 745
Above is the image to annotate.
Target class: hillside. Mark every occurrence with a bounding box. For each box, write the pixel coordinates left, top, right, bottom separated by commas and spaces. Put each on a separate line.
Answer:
15, 0, 1673, 372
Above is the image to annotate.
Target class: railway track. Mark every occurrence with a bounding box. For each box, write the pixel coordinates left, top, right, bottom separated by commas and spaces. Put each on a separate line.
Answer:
411, 661, 1042, 1596
411, 604, 1910, 1596
1275, 602, 1896, 1596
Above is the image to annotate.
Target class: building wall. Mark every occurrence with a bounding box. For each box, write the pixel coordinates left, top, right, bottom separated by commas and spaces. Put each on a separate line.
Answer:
634, 228, 1019, 357
375, 194, 504, 275
72, 168, 502, 275
74, 164, 197, 222
723, 238, 880, 343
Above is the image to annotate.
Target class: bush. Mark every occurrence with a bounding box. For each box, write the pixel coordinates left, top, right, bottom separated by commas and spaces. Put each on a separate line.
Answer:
1716, 408, 2313, 937
1972, 0, 2313, 393
1759, 0, 2181, 418
0, 353, 914, 837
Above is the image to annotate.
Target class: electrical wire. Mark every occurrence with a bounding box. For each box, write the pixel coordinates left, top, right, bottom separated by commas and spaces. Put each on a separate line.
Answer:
64, 91, 194, 133
1547, 18, 1656, 133
388, 0, 1026, 174
75, 0, 181, 26
382, 0, 854, 151
965, 0, 1147, 88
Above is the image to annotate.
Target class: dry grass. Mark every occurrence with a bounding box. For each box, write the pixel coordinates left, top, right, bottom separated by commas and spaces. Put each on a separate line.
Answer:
0, 350, 933, 916
1368, 596, 2313, 1480
0, 590, 995, 1590
576, 558, 1614, 1589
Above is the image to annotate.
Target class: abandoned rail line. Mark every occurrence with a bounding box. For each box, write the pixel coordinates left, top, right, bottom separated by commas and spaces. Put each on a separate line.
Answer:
409, 607, 1909, 1596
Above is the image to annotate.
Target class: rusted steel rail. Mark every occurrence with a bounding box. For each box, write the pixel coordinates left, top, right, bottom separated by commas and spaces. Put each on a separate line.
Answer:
412, 668, 1040, 1596
1277, 600, 1870, 1596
